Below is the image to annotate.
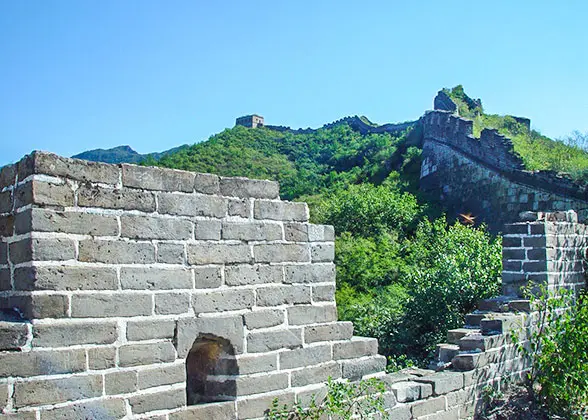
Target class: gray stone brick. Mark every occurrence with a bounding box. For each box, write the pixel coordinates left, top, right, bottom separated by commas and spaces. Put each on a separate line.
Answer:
237, 392, 294, 420
78, 239, 155, 264
0, 321, 29, 350
236, 372, 289, 396
192, 289, 255, 313
291, 361, 341, 387
194, 266, 223, 288
137, 363, 186, 389
313, 284, 336, 302
87, 346, 116, 370
32, 319, 118, 347
228, 197, 250, 217
127, 319, 176, 341
247, 328, 302, 353
10, 237, 75, 264
78, 184, 156, 212
15, 180, 74, 208
3, 293, 69, 319
253, 243, 310, 263
13, 374, 103, 408
340, 355, 386, 380
0, 383, 7, 412
122, 164, 195, 192
194, 172, 220, 194
14, 265, 118, 291
120, 267, 192, 290
0, 268, 10, 291
244, 309, 284, 329
279, 344, 332, 370
222, 221, 282, 241
237, 353, 278, 374
157, 242, 185, 264
304, 322, 354, 344
0, 163, 16, 189
40, 398, 127, 420
155, 292, 191, 315
158, 192, 226, 218
187, 243, 251, 265
18, 208, 119, 236
0, 241, 7, 265
129, 387, 186, 414
284, 223, 309, 242
410, 395, 446, 418
284, 263, 336, 284
256, 285, 311, 306
175, 315, 245, 357
0, 214, 14, 237
389, 381, 432, 403
287, 304, 337, 325
169, 401, 236, 420
311, 243, 335, 262
220, 176, 279, 199
225, 264, 282, 286
414, 372, 465, 396
194, 219, 221, 240
0, 348, 85, 377
71, 293, 152, 318
254, 200, 308, 221
333, 336, 378, 360
309, 224, 335, 241
121, 214, 192, 240
0, 190, 12, 214
105, 370, 137, 395
118, 341, 176, 367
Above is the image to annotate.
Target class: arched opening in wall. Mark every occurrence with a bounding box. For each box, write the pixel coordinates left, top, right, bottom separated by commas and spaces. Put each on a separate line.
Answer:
186, 334, 238, 405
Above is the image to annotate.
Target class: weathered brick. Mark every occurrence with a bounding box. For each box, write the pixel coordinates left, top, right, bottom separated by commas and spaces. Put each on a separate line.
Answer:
222, 221, 282, 241
0, 268, 10, 291
0, 190, 12, 214
121, 214, 192, 240
220, 176, 279, 199
340, 355, 386, 380
32, 319, 118, 347
254, 200, 308, 221
389, 381, 432, 403
120, 267, 192, 290
414, 372, 465, 396
236, 353, 278, 374
244, 309, 285, 329
14, 265, 118, 291
228, 197, 250, 217
235, 372, 289, 396
313, 284, 336, 302
105, 370, 137, 395
309, 224, 335, 241
127, 319, 176, 341
284, 263, 336, 284
71, 293, 152, 318
10, 237, 75, 264
119, 341, 176, 367
78, 239, 155, 264
225, 264, 282, 286
13, 374, 103, 408
176, 315, 245, 357
237, 392, 294, 420
157, 242, 185, 264
253, 243, 310, 263
524, 236, 547, 248
0, 348, 85, 377
333, 336, 379, 360
311, 243, 335, 262
158, 192, 226, 218
279, 344, 332, 369
192, 289, 255, 313
291, 362, 341, 387
304, 322, 354, 344
187, 243, 251, 265
129, 387, 186, 414
247, 328, 302, 353
3, 293, 69, 319
0, 383, 8, 411
155, 292, 191, 315
15, 179, 74, 208
138, 363, 186, 389
17, 208, 119, 236
256, 285, 311, 306
287, 304, 337, 326
0, 215, 14, 237
193, 266, 222, 288
194, 172, 220, 194
0, 241, 7, 265
122, 164, 195, 192
87, 346, 116, 370
284, 223, 309, 242
194, 219, 221, 240
0, 163, 16, 189
78, 184, 156, 212
169, 401, 235, 420
0, 320, 29, 350
40, 398, 127, 419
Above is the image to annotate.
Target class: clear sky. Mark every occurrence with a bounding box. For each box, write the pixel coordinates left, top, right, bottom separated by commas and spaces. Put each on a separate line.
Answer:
1, 1, 587, 166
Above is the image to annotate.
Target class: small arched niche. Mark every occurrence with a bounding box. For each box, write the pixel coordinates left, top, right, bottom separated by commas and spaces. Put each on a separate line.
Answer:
186, 334, 238, 405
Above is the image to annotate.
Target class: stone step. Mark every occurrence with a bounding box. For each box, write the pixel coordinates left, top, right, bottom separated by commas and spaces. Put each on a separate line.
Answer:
477, 296, 513, 312
436, 343, 460, 363
446, 328, 480, 344
464, 312, 487, 327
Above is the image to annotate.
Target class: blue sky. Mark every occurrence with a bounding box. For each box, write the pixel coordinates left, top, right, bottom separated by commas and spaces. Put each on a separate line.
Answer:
1, 1, 587, 166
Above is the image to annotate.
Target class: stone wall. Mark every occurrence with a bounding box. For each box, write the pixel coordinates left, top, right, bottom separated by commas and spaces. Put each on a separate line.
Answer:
420, 110, 588, 232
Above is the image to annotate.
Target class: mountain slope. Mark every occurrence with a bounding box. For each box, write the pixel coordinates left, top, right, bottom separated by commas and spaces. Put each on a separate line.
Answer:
72, 144, 189, 164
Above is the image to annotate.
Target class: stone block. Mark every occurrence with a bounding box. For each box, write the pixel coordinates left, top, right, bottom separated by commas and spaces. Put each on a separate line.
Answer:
120, 267, 192, 290
0, 190, 12, 214
10, 237, 75, 264
0, 321, 29, 350
313, 284, 336, 302
0, 383, 7, 411
243, 308, 285, 329
3, 293, 69, 319
105, 370, 137, 395
32, 319, 118, 347
237, 392, 294, 419
222, 221, 282, 241
157, 242, 185, 264
194, 172, 220, 194
414, 372, 465, 396
158, 192, 226, 218
311, 243, 335, 262
71, 293, 152, 318
78, 239, 155, 264
118, 341, 176, 367
0, 215, 14, 237
279, 344, 332, 369
310, 224, 335, 241
341, 355, 386, 380
287, 304, 337, 325
236, 353, 278, 374
304, 322, 354, 344
126, 319, 176, 341
256, 285, 311, 306
87, 346, 116, 370
284, 222, 309, 242
0, 267, 9, 291
18, 208, 119, 236
194, 219, 221, 240
228, 197, 250, 217
129, 387, 186, 414
0, 163, 16, 189
389, 381, 432, 403
387, 404, 412, 420
0, 241, 7, 265
40, 398, 127, 419
193, 266, 223, 288
121, 214, 192, 240
236, 372, 290, 396
253, 243, 310, 263
14, 265, 118, 291
451, 353, 487, 371
225, 264, 282, 286
291, 361, 341, 387
220, 176, 279, 199
137, 363, 186, 389
254, 200, 308, 221
122, 164, 195, 192
13, 374, 103, 408
192, 289, 255, 313
78, 184, 156, 212
410, 395, 446, 418
187, 243, 251, 265
247, 328, 303, 353
0, 348, 85, 377
155, 292, 191, 315
284, 263, 336, 284
15, 179, 74, 208
169, 401, 236, 420
175, 315, 244, 357
333, 336, 379, 360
